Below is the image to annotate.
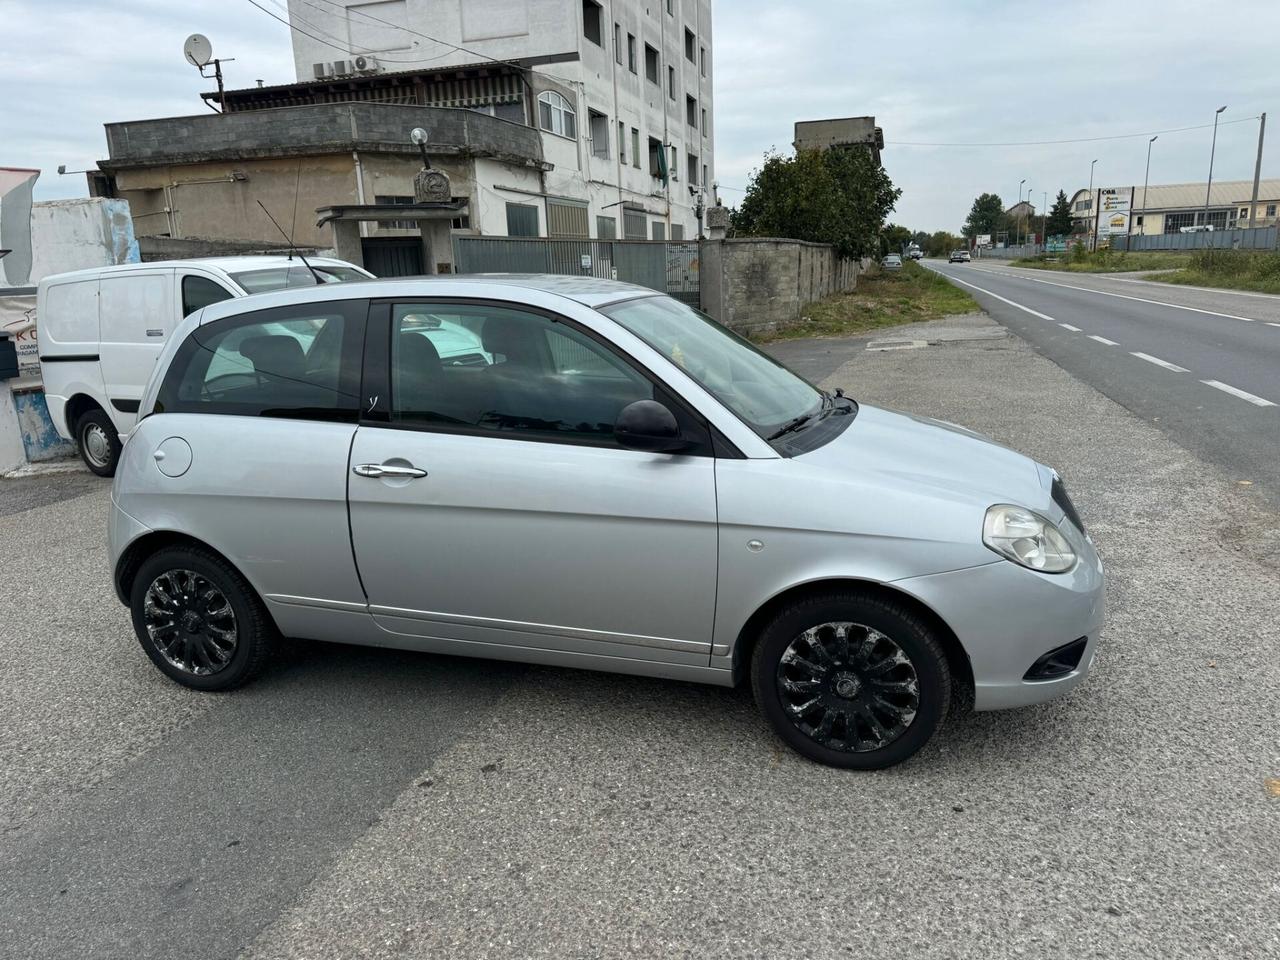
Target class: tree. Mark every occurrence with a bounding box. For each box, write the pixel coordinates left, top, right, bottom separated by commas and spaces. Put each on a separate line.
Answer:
731, 147, 902, 259
962, 193, 1004, 238
882, 223, 913, 255
924, 230, 960, 257
1046, 189, 1074, 238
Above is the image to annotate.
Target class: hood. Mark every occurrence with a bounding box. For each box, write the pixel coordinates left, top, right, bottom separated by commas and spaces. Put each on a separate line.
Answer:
800, 403, 1049, 511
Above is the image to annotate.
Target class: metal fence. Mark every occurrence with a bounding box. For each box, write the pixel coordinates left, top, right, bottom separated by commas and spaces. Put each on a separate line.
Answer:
453, 237, 700, 306
1111, 227, 1278, 252
975, 244, 1041, 260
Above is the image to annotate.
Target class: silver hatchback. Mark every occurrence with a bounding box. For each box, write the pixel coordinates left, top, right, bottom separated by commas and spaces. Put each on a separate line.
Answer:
110, 276, 1103, 769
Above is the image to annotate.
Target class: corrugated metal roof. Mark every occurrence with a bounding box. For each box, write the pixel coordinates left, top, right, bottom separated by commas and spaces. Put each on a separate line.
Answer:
1072, 179, 1280, 211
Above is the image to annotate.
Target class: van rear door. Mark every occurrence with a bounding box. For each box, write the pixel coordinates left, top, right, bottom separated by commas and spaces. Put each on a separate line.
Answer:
98, 269, 174, 428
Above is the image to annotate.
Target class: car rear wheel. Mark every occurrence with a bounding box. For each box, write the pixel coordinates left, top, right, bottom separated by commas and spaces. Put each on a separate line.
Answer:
75, 408, 121, 477
129, 545, 274, 691
751, 591, 950, 769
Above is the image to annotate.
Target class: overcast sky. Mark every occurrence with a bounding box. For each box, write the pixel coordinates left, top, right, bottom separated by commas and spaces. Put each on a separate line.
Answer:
3, 0, 1277, 232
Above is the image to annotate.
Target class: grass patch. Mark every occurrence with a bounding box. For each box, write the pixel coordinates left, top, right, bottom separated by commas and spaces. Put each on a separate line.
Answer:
758, 260, 977, 342
1150, 249, 1280, 294
1012, 249, 1193, 273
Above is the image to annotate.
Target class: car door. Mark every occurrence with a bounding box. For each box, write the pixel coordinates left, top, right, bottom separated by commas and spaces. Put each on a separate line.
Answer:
346, 298, 719, 669
98, 270, 174, 428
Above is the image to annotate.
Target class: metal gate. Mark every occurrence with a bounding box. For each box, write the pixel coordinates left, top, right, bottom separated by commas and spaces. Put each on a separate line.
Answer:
453, 237, 700, 307
361, 237, 424, 277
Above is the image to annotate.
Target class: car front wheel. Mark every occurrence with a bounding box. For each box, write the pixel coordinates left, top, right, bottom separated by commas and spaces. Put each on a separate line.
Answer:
751, 591, 950, 769
129, 545, 274, 691
75, 408, 121, 477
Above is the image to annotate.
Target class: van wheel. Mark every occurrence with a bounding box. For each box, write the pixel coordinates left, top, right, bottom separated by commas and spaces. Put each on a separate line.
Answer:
130, 545, 274, 691
751, 591, 950, 770
75, 408, 121, 477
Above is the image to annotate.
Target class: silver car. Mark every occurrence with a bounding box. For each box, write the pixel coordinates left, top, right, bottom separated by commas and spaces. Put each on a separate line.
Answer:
109, 276, 1103, 769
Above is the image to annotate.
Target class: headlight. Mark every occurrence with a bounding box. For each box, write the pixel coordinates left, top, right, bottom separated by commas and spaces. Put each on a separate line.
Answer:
983, 504, 1076, 573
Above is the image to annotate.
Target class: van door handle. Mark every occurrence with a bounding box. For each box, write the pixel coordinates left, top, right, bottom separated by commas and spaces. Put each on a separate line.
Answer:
353, 463, 428, 479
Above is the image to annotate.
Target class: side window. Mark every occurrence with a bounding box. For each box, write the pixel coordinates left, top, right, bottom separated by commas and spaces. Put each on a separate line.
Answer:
156, 301, 365, 421
389, 303, 655, 446
181, 275, 235, 317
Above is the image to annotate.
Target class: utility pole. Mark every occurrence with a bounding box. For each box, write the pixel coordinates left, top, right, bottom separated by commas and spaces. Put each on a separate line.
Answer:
1141, 135, 1157, 236
1249, 112, 1266, 229
1203, 105, 1227, 229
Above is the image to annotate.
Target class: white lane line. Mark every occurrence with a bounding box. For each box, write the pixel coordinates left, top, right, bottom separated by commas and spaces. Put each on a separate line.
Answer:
1267, 322, 1280, 328
937, 272, 1057, 321
1008, 273, 1260, 322
1131, 352, 1189, 373
1105, 275, 1280, 301
1088, 335, 1119, 345
1059, 323, 1081, 331
1201, 380, 1276, 407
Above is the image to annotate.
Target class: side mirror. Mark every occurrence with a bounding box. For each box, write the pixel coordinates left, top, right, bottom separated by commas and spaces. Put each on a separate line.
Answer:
614, 400, 687, 453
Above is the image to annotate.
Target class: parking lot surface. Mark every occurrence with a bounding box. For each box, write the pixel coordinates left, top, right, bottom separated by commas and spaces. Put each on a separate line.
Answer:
2, 312, 1277, 959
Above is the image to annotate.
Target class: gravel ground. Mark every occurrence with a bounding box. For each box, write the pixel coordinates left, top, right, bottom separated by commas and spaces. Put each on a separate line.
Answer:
2, 313, 1278, 959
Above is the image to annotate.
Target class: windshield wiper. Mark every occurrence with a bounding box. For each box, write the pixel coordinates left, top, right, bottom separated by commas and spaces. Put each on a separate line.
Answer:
767, 395, 829, 441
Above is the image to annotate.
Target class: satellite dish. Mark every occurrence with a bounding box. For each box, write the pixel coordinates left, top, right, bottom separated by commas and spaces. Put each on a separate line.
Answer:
184, 34, 213, 68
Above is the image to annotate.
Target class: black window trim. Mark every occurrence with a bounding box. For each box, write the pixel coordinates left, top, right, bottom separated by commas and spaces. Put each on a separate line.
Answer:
152, 298, 369, 423
360, 296, 735, 458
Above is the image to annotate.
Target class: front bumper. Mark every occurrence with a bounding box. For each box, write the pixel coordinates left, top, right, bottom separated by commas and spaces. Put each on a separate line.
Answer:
894, 544, 1104, 711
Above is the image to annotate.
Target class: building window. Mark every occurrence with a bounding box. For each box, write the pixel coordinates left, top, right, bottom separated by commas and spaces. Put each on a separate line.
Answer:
547, 199, 589, 238
644, 43, 659, 84
700, 108, 707, 134
589, 109, 609, 158
700, 46, 706, 76
702, 163, 708, 188
617, 120, 626, 163
666, 0, 672, 13
1075, 199, 1092, 212
684, 28, 696, 62
652, 221, 666, 241
687, 152, 698, 185
614, 22, 622, 63
631, 127, 641, 168
582, 0, 602, 46
671, 224, 684, 240
375, 194, 417, 230
1268, 203, 1277, 217
648, 136, 664, 178
506, 202, 539, 237
537, 91, 577, 139
668, 65, 676, 100
597, 215, 617, 239
669, 145, 678, 179
1135, 215, 1144, 227
623, 207, 647, 239
627, 34, 637, 73
686, 95, 697, 128
1239, 207, 1250, 220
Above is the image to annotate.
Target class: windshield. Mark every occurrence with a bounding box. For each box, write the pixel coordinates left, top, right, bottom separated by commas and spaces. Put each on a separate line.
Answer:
229, 264, 369, 294
601, 295, 822, 440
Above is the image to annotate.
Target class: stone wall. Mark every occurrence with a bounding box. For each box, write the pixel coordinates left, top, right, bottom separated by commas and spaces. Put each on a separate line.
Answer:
700, 238, 863, 336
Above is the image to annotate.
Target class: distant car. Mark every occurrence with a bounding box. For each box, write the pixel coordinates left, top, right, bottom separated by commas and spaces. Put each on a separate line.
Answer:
882, 254, 903, 272
907, 248, 924, 260
949, 250, 972, 263
1179, 224, 1214, 234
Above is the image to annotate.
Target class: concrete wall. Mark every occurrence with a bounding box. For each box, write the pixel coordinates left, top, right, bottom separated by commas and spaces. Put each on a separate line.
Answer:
700, 238, 862, 337
29, 198, 139, 282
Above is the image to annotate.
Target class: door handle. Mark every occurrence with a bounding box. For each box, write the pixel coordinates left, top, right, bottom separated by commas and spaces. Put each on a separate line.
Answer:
353, 462, 428, 479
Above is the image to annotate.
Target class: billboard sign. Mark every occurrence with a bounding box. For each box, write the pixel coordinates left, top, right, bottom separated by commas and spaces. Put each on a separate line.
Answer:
976, 234, 992, 247
1098, 188, 1132, 237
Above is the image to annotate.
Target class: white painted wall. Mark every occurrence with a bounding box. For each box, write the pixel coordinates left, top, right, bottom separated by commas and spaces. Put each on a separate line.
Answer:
0, 387, 25, 473
29, 198, 139, 283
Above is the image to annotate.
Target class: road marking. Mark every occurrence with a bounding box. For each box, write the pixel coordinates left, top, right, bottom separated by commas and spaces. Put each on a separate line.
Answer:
1131, 352, 1189, 372
1105, 275, 1280, 301
1005, 273, 1260, 322
1201, 380, 1276, 407
1059, 323, 1081, 331
935, 272, 1057, 321
1088, 335, 1119, 345
1268, 322, 1280, 328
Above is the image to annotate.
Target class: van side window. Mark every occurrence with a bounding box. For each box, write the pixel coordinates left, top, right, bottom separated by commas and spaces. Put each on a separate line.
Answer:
181, 276, 235, 317
155, 301, 366, 422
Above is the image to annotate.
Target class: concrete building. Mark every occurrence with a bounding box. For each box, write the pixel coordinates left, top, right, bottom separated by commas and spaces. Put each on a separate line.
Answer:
90, 0, 715, 272
793, 117, 883, 165
1070, 178, 1280, 237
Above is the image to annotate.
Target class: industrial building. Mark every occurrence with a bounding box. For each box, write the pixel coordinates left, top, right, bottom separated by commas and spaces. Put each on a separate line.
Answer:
1070, 178, 1280, 239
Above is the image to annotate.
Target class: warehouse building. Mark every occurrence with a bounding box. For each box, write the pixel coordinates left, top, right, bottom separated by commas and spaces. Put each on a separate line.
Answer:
1070, 178, 1280, 238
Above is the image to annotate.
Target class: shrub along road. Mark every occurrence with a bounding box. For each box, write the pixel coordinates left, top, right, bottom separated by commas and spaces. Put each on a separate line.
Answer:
1, 312, 1277, 959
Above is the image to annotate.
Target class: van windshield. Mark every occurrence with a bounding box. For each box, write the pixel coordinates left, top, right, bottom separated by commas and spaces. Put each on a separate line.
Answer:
600, 294, 822, 441
229, 265, 368, 294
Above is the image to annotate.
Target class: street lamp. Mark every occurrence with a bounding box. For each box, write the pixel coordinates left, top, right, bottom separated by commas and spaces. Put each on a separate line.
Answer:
1043, 190, 1048, 250
1017, 178, 1026, 246
1203, 105, 1227, 230
1141, 135, 1157, 236
1022, 184, 1030, 246
1088, 159, 1098, 250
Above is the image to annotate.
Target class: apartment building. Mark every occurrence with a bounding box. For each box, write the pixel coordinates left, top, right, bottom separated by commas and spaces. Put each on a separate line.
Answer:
286, 0, 715, 241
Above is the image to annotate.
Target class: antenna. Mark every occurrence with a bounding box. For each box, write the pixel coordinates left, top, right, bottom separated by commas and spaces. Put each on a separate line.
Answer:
183, 34, 234, 112
256, 200, 325, 286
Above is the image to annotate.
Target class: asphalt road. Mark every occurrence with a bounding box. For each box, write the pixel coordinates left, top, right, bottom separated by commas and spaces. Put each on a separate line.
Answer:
928, 259, 1280, 509
2, 313, 1278, 959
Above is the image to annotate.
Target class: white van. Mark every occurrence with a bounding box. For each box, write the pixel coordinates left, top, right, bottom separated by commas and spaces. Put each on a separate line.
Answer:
38, 256, 371, 475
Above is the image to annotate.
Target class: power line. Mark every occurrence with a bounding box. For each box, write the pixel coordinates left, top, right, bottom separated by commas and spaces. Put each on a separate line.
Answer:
885, 116, 1262, 147
241, 0, 423, 63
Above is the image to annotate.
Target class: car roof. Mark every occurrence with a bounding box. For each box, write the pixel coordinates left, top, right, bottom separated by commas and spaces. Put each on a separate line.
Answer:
39, 255, 358, 285
194, 273, 663, 324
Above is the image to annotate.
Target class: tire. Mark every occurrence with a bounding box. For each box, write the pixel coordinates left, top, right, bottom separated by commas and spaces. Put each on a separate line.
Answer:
75, 408, 121, 477
129, 545, 275, 691
751, 590, 950, 770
